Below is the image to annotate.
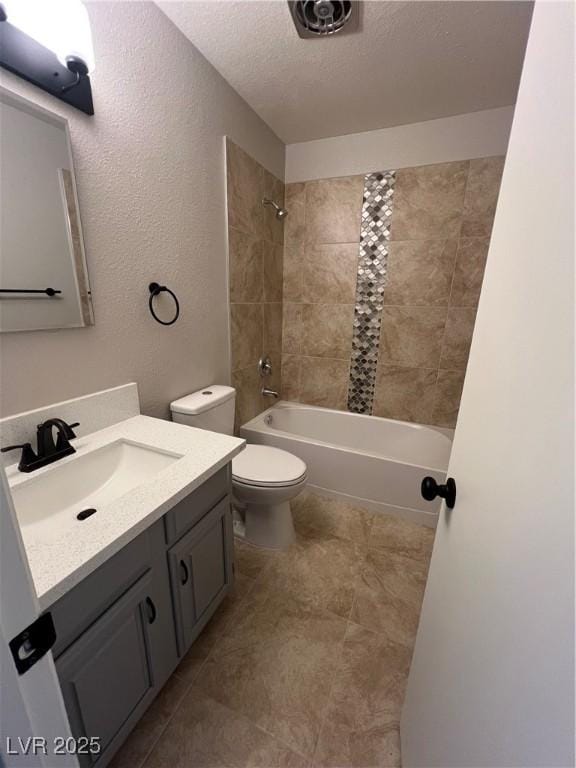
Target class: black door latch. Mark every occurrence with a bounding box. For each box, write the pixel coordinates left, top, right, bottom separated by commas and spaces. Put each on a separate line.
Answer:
9, 612, 56, 675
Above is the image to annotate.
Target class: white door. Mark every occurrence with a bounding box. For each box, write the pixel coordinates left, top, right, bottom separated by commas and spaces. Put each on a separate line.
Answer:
401, 2, 575, 766
0, 466, 78, 767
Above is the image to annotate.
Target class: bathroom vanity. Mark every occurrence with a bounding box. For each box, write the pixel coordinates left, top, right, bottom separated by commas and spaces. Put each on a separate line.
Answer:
51, 467, 232, 767
2, 389, 244, 768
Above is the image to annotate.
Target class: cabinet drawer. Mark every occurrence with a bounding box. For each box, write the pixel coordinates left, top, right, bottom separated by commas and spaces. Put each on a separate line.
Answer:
56, 572, 157, 766
163, 465, 230, 545
168, 497, 234, 654
51, 526, 155, 658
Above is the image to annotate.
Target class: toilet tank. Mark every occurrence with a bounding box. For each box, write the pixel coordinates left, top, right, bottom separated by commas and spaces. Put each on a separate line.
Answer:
170, 385, 236, 435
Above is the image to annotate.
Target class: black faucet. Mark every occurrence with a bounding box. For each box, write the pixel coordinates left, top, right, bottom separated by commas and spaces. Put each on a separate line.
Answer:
1, 418, 80, 472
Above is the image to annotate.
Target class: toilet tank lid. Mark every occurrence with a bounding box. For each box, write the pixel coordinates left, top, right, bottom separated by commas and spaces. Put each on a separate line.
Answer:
170, 385, 235, 415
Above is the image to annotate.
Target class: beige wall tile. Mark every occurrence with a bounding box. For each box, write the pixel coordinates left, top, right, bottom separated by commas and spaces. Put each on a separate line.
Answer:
228, 228, 263, 303
299, 357, 350, 410
283, 245, 303, 302
302, 243, 358, 304
379, 307, 447, 368
281, 355, 301, 401
282, 303, 303, 354
226, 143, 284, 404
226, 140, 264, 238
461, 156, 505, 237
263, 302, 283, 358
305, 176, 364, 244
285, 182, 306, 207
263, 242, 283, 302
373, 365, 437, 423
391, 161, 468, 241
271, 158, 499, 427
384, 239, 457, 306
263, 169, 285, 245
440, 306, 477, 370
230, 303, 263, 372
450, 237, 490, 307
232, 365, 265, 432
301, 304, 354, 359
284, 201, 306, 247
431, 369, 466, 427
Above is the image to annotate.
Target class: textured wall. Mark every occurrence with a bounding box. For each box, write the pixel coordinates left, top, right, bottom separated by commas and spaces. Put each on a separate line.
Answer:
281, 157, 504, 428
226, 141, 285, 432
0, 2, 284, 418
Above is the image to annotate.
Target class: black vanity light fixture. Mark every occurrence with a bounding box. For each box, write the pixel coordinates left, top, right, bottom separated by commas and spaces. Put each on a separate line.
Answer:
0, 0, 95, 115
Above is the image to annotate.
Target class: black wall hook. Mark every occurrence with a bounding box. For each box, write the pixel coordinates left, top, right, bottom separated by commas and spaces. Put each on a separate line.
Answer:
148, 282, 180, 326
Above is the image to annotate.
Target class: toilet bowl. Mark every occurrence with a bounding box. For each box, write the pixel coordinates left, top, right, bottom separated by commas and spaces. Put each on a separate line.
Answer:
170, 385, 307, 549
232, 444, 306, 548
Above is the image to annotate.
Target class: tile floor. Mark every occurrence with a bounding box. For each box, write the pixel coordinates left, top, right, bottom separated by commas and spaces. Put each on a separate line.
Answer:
111, 491, 435, 768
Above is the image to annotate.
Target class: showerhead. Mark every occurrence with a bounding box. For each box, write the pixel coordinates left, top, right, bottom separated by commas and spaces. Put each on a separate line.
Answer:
262, 198, 289, 220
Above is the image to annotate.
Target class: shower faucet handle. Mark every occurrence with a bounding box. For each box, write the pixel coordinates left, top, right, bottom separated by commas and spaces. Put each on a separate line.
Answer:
258, 356, 273, 377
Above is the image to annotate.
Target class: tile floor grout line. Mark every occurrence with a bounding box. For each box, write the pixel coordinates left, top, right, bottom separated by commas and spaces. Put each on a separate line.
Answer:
137, 670, 200, 768
139, 570, 259, 768
310, 521, 362, 764
310, 618, 354, 767
176, 565, 306, 759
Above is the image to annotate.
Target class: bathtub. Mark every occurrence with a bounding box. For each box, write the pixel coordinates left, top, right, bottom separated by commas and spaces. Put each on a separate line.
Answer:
240, 401, 453, 528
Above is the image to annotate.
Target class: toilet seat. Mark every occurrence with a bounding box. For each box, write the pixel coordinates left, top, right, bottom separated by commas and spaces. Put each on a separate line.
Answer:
232, 445, 307, 488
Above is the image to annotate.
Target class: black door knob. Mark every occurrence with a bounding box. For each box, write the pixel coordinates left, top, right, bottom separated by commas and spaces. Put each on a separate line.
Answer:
421, 476, 457, 509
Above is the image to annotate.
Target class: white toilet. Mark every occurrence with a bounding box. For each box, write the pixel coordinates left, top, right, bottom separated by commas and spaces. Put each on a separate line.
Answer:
170, 385, 307, 549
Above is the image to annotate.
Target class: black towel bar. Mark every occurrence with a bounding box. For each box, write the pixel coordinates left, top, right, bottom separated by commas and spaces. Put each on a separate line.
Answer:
0, 288, 62, 296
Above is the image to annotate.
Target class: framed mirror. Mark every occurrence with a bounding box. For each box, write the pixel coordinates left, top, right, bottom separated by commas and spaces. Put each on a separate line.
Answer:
0, 88, 94, 332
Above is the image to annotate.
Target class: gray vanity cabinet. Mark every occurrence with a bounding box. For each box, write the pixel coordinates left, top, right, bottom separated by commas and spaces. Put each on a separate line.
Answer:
168, 496, 234, 654
50, 467, 234, 767
56, 572, 157, 766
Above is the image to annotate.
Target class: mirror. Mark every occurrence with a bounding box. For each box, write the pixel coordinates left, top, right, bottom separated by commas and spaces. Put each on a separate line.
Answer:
0, 88, 94, 332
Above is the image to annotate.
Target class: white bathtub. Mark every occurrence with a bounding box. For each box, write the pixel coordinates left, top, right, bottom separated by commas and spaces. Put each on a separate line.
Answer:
241, 401, 453, 527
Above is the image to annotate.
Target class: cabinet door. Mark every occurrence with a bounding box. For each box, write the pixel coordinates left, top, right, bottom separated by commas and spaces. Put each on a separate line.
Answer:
168, 497, 233, 654
56, 572, 157, 765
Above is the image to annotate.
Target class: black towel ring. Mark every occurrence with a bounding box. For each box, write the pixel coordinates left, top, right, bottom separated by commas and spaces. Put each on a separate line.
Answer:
148, 282, 180, 326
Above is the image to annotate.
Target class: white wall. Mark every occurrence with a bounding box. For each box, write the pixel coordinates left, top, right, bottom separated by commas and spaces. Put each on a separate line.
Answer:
0, 1, 284, 418
285, 106, 514, 182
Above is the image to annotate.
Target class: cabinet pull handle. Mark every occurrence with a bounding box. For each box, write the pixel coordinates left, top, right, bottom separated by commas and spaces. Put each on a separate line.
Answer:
180, 560, 189, 585
145, 597, 156, 624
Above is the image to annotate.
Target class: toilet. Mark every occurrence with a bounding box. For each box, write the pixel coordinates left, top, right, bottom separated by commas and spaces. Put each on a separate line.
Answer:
170, 385, 306, 549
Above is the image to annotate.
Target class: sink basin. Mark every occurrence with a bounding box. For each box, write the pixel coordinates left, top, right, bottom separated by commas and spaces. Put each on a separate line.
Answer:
10, 440, 182, 541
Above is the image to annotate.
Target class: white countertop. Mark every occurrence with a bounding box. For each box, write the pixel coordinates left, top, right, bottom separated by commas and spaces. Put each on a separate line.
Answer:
6, 415, 245, 610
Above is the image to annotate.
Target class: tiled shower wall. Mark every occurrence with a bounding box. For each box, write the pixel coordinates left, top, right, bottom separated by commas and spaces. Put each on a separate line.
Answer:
281, 157, 504, 428
226, 140, 285, 432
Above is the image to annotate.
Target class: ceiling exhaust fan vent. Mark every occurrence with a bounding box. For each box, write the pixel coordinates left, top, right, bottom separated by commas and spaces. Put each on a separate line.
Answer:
288, 1, 359, 38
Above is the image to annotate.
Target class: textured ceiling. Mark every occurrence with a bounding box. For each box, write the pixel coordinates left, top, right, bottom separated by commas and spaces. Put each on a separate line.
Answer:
157, 1, 533, 144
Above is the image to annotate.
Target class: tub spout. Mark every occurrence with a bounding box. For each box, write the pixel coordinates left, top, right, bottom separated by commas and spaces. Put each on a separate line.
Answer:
261, 387, 279, 399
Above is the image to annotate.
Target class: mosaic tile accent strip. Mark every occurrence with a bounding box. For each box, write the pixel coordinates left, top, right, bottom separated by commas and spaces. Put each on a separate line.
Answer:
347, 171, 396, 414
